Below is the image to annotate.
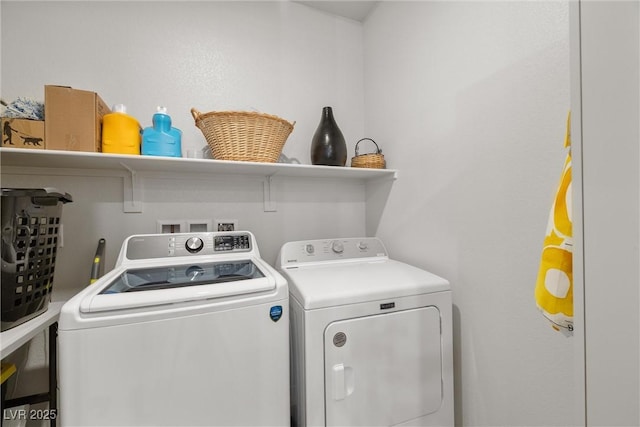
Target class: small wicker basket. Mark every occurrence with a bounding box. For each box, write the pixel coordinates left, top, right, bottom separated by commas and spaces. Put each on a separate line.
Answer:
191, 108, 295, 163
351, 138, 386, 169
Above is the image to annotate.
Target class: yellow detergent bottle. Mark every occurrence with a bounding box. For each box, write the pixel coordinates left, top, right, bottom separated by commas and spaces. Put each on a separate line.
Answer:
102, 104, 141, 155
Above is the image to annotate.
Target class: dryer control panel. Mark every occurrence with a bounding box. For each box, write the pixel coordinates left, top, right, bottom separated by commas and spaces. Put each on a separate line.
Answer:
124, 231, 254, 260
279, 237, 387, 268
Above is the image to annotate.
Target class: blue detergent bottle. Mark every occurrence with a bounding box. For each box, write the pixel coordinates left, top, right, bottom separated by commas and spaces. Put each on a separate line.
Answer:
141, 106, 182, 157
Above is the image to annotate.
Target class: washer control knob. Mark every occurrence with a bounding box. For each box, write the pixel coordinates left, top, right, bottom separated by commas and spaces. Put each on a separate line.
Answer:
357, 241, 369, 251
331, 240, 344, 254
185, 237, 204, 253
305, 244, 315, 254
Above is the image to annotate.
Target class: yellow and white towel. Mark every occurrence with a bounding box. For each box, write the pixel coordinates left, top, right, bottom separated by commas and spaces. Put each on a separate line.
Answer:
535, 112, 573, 333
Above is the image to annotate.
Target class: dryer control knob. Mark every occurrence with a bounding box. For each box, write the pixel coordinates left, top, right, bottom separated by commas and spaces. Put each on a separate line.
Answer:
357, 241, 369, 251
185, 237, 204, 253
331, 240, 344, 254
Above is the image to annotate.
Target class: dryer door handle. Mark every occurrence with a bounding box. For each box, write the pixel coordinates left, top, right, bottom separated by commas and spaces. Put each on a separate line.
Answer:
332, 364, 346, 400
332, 364, 355, 401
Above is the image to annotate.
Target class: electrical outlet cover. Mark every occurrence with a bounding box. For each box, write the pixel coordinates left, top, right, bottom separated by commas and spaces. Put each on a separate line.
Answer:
215, 219, 238, 232
187, 220, 213, 233
156, 220, 187, 234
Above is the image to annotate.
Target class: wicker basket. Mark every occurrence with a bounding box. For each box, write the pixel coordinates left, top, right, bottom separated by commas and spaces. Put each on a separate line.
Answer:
351, 138, 386, 169
191, 108, 295, 163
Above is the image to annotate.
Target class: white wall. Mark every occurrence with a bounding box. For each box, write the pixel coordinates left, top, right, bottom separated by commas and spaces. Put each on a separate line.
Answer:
0, 172, 368, 295
1, 1, 365, 164
1, 1, 369, 287
364, 2, 575, 426
578, 1, 640, 425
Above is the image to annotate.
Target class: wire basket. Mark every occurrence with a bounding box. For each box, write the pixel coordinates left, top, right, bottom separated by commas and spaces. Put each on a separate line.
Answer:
351, 138, 386, 169
1, 188, 72, 331
191, 108, 295, 163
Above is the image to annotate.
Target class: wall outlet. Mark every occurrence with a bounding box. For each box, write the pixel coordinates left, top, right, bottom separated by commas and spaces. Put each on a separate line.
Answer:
156, 220, 187, 234
215, 219, 238, 232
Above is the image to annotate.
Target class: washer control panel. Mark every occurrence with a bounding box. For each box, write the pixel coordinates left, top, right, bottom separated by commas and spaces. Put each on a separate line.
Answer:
214, 234, 251, 252
125, 232, 254, 260
279, 237, 388, 267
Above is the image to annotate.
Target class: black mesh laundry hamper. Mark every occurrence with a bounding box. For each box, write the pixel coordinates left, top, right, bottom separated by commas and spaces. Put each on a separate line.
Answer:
1, 188, 72, 331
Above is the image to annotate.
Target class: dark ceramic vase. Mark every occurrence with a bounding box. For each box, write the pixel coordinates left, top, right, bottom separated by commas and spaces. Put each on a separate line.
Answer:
310, 106, 347, 166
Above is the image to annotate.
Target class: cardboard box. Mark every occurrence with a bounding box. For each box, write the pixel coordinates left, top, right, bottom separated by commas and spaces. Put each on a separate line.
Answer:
1, 118, 45, 149
45, 85, 110, 152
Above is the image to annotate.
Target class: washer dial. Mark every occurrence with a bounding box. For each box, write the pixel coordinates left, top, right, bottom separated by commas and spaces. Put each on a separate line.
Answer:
331, 240, 344, 254
185, 237, 204, 253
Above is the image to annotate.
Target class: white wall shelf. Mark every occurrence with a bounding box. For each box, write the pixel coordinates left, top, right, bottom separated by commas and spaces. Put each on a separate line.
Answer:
0, 147, 397, 212
0, 147, 397, 180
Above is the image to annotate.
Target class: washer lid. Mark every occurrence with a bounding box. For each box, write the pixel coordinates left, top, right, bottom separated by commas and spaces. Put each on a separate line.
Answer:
80, 259, 276, 313
100, 259, 265, 294
280, 259, 450, 310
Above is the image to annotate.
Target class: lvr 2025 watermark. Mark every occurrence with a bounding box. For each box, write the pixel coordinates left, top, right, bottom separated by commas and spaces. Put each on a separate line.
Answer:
3, 408, 57, 420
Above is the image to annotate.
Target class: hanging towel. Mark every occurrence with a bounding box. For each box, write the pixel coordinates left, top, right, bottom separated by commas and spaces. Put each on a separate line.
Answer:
535, 111, 573, 333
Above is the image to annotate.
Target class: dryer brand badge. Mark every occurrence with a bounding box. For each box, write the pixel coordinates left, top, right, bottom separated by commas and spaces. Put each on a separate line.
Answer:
333, 332, 347, 347
269, 305, 283, 322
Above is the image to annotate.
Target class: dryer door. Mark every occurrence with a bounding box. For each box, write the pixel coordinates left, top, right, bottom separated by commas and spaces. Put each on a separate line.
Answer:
324, 306, 443, 426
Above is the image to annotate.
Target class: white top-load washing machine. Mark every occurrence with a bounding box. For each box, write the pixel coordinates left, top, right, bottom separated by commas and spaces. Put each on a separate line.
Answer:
58, 231, 289, 426
278, 237, 454, 427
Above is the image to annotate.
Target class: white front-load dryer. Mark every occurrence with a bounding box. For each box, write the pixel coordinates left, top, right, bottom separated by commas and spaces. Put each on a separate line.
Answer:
277, 237, 454, 427
59, 231, 289, 426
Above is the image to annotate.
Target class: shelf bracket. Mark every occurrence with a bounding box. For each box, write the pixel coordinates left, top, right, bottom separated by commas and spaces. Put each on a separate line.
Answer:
263, 175, 277, 212
120, 162, 143, 213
